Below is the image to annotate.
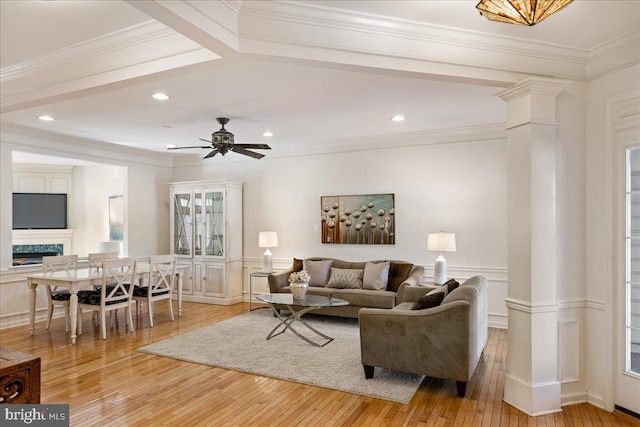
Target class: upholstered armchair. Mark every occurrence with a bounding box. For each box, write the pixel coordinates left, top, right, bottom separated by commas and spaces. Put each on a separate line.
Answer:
358, 276, 488, 397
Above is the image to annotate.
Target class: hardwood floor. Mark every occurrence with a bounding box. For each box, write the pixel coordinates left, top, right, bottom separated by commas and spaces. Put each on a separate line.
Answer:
1, 302, 638, 426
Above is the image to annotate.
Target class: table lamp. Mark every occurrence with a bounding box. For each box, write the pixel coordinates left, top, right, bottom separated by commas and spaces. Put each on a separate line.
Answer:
259, 231, 278, 273
427, 232, 456, 285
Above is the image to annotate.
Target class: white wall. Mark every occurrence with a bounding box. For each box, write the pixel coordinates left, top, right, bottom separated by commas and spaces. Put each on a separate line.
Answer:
585, 63, 640, 410
71, 164, 127, 256
173, 134, 509, 327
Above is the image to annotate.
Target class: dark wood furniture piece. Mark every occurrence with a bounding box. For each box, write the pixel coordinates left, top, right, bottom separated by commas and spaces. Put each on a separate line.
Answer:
0, 348, 41, 404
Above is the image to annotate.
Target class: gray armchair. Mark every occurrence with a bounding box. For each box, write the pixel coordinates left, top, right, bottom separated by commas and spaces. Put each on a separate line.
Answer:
358, 276, 488, 397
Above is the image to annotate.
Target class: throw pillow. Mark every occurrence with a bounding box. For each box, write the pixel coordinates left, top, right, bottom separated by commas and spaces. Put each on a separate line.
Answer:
444, 278, 460, 294
303, 259, 333, 287
326, 268, 364, 289
410, 288, 446, 310
292, 258, 304, 273
363, 261, 390, 291
387, 262, 413, 292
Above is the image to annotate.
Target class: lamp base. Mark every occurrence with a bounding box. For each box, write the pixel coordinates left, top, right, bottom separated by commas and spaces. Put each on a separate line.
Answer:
434, 254, 447, 285
262, 248, 273, 273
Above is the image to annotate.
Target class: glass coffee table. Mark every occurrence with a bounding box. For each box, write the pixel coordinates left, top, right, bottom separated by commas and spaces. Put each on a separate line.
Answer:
256, 293, 349, 347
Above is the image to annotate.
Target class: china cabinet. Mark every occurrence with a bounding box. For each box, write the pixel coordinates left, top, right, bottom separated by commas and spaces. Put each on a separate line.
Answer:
169, 180, 243, 305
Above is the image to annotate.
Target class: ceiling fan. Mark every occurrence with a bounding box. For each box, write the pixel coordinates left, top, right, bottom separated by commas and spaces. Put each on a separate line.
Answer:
168, 117, 271, 159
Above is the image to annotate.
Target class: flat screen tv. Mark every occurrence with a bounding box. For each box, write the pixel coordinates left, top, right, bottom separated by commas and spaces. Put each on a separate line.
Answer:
13, 193, 67, 230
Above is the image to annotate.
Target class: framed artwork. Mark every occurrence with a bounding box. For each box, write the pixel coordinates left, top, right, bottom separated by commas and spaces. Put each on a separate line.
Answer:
321, 194, 395, 244
109, 195, 124, 241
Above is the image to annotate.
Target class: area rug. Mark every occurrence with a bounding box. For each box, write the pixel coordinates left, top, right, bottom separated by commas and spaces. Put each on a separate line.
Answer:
138, 310, 424, 403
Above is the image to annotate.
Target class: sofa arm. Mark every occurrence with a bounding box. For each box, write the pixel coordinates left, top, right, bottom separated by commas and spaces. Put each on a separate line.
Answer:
268, 269, 292, 293
359, 300, 472, 382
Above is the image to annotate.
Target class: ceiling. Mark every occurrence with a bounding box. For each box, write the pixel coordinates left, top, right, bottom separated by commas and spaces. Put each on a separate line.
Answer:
1, 1, 638, 161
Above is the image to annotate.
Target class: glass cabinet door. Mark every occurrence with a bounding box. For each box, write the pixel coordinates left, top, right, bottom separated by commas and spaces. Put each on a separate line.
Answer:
173, 193, 192, 256
204, 191, 224, 257
194, 192, 203, 256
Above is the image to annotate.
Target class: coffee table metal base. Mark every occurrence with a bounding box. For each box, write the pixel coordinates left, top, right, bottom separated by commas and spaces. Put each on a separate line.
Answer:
266, 304, 334, 347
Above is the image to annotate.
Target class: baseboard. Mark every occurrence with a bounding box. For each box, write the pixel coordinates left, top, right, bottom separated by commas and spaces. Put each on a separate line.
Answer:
586, 392, 607, 410
489, 313, 508, 329
561, 391, 588, 406
503, 374, 563, 416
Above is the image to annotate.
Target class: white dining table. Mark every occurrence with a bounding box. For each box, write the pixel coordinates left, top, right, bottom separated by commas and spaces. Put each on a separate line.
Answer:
26, 263, 187, 344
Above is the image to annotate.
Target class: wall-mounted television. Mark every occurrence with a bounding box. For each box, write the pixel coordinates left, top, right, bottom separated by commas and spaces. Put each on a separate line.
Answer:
13, 193, 68, 230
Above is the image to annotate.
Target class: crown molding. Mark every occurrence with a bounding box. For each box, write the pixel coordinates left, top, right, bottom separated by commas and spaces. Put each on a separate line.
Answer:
0, 124, 173, 169
238, 0, 589, 82
0, 20, 218, 113
587, 30, 640, 80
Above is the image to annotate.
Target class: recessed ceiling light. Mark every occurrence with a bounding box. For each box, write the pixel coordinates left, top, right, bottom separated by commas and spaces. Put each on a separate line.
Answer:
166, 144, 177, 149
391, 115, 406, 122
38, 115, 54, 121
152, 93, 170, 100
262, 131, 274, 137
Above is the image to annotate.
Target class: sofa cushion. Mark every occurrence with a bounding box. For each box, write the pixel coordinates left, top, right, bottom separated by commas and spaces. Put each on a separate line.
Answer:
292, 258, 304, 272
387, 262, 413, 292
331, 289, 396, 309
280, 285, 333, 297
410, 288, 445, 310
363, 261, 390, 291
326, 268, 364, 289
303, 259, 333, 287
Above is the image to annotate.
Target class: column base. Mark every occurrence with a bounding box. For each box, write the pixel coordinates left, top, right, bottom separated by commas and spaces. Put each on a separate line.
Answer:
504, 373, 562, 416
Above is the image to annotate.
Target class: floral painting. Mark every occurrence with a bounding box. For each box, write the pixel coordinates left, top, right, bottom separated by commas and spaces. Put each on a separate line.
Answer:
321, 194, 395, 244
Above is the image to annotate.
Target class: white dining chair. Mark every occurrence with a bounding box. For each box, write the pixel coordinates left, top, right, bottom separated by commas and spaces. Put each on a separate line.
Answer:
77, 258, 137, 340
42, 254, 79, 332
133, 255, 176, 327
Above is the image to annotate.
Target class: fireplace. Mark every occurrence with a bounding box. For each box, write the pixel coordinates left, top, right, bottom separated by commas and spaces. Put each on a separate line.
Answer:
12, 243, 64, 266
13, 251, 59, 266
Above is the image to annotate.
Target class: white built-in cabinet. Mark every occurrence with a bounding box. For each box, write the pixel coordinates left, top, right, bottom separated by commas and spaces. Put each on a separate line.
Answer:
169, 180, 243, 305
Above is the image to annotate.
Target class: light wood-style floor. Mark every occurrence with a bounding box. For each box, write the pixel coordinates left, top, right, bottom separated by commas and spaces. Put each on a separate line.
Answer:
1, 302, 638, 426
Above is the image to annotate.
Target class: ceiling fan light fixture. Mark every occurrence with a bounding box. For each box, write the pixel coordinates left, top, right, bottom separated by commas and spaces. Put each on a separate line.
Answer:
476, 0, 573, 26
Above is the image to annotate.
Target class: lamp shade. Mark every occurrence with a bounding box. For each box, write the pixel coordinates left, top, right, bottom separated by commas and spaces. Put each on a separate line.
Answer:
476, 0, 573, 26
259, 231, 278, 248
427, 232, 456, 253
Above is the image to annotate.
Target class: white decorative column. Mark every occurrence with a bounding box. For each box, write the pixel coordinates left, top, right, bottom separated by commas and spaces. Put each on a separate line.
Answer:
498, 77, 570, 416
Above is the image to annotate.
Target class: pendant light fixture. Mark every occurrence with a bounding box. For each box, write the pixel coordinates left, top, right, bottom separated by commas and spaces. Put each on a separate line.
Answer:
476, 0, 573, 26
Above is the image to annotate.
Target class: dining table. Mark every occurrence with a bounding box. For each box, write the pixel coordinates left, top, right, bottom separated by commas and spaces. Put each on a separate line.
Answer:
25, 262, 187, 344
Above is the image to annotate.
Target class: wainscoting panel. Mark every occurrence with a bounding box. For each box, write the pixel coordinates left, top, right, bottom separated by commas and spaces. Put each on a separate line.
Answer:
559, 320, 580, 383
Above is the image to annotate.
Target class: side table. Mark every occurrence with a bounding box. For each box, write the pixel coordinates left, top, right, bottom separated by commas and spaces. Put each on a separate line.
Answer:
249, 272, 271, 311
0, 348, 41, 404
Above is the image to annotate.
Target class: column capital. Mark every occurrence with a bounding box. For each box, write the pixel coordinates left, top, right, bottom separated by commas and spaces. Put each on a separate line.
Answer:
498, 77, 572, 129
497, 77, 572, 103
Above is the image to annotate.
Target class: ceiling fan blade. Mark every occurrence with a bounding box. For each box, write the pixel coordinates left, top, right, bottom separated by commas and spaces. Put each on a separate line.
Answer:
233, 143, 271, 150
199, 138, 213, 144
168, 145, 211, 150
203, 149, 219, 159
232, 147, 265, 159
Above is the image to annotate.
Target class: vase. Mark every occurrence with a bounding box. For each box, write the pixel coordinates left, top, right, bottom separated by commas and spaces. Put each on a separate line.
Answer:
290, 281, 309, 299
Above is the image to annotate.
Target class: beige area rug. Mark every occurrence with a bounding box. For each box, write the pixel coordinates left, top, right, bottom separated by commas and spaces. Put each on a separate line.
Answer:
138, 310, 424, 404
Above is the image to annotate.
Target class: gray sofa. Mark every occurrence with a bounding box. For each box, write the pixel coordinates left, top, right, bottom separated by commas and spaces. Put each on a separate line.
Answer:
267, 257, 424, 318
358, 275, 488, 397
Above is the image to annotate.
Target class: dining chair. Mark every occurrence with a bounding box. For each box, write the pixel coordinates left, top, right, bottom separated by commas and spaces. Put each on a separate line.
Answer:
77, 258, 137, 340
133, 255, 176, 327
42, 254, 79, 332
87, 252, 119, 272
87, 251, 119, 322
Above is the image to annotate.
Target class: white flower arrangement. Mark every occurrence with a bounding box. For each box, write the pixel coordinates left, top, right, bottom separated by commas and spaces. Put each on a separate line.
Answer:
288, 270, 310, 283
